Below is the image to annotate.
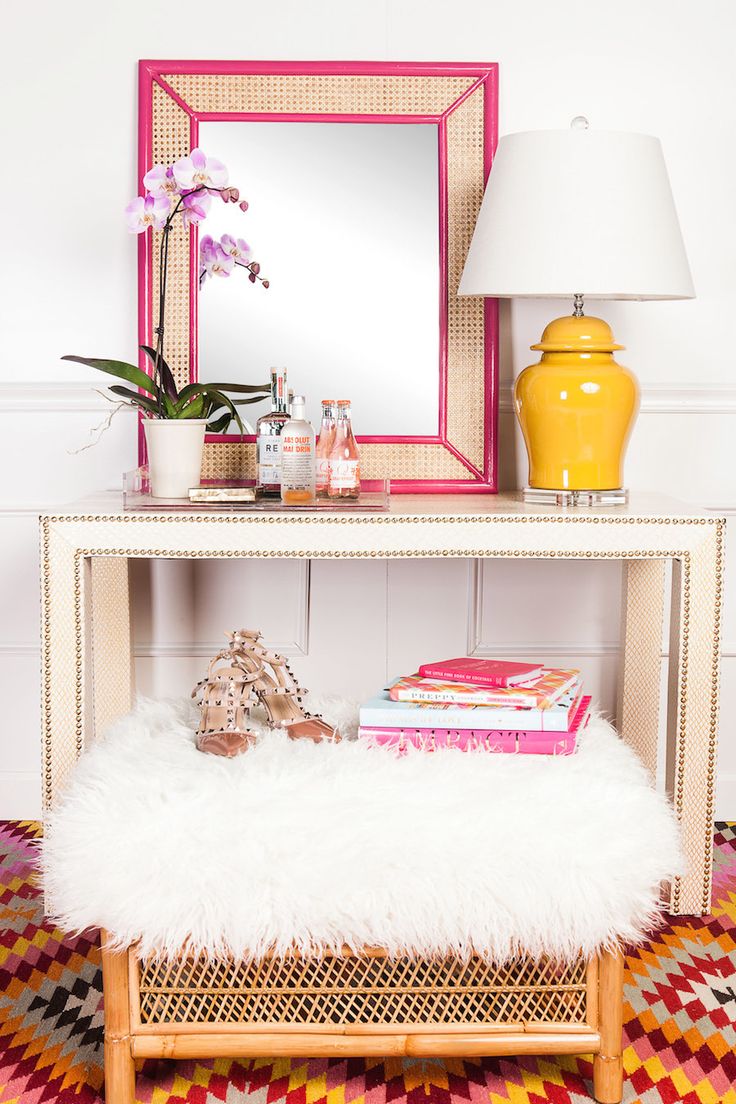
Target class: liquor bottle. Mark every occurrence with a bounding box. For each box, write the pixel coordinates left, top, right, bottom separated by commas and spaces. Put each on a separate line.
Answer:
328, 400, 361, 499
256, 367, 289, 497
280, 395, 316, 504
315, 399, 336, 498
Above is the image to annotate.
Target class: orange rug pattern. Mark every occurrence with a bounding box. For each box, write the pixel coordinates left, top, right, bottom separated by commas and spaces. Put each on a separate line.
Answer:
0, 820, 734, 1103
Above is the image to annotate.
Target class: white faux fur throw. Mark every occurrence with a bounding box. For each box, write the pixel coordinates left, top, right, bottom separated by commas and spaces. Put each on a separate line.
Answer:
40, 696, 683, 963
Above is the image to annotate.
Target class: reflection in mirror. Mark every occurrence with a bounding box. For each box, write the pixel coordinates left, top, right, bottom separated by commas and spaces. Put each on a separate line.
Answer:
198, 121, 440, 436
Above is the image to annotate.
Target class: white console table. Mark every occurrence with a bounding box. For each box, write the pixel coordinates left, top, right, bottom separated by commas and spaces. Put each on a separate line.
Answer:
40, 492, 724, 915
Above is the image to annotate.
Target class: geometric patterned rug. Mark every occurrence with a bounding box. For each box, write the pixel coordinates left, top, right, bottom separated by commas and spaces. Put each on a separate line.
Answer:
1, 821, 734, 1104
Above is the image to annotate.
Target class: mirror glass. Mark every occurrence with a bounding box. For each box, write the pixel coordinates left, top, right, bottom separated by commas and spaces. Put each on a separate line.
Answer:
198, 121, 440, 436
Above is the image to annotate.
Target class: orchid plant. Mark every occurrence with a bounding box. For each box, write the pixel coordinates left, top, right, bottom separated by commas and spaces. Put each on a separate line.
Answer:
63, 148, 269, 434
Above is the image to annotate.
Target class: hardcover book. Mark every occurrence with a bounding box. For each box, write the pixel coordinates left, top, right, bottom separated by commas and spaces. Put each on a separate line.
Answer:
417, 657, 544, 687
360, 680, 583, 733
360, 696, 591, 755
388, 668, 579, 709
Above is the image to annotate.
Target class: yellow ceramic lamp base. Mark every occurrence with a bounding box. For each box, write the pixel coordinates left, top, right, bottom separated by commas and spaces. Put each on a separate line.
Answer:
514, 315, 640, 493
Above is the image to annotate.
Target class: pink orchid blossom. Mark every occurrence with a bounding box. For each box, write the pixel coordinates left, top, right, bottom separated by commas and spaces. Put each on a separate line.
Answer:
199, 235, 216, 280
181, 190, 212, 226
220, 234, 252, 265
172, 148, 228, 193
143, 164, 179, 196
201, 239, 235, 279
124, 193, 170, 233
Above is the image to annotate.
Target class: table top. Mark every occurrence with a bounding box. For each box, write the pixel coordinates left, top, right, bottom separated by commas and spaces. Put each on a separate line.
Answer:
42, 491, 724, 523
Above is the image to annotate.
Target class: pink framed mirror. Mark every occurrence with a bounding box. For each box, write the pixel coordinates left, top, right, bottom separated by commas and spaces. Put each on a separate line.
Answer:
138, 60, 499, 492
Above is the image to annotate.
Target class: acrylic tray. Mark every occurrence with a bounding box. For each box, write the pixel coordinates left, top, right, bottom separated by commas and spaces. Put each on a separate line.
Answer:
122, 468, 390, 512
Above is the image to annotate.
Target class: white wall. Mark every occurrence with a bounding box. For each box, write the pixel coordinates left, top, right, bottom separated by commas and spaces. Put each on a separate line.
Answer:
2, 0, 735, 818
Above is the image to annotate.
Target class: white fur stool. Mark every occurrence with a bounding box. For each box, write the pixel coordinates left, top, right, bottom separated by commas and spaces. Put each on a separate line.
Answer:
41, 696, 683, 1104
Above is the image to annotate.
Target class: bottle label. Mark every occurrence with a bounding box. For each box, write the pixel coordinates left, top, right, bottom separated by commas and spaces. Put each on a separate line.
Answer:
315, 456, 330, 490
329, 458, 360, 490
257, 436, 281, 485
281, 433, 315, 492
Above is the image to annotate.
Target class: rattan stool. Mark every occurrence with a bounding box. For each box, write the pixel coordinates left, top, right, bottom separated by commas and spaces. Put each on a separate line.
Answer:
101, 938, 624, 1104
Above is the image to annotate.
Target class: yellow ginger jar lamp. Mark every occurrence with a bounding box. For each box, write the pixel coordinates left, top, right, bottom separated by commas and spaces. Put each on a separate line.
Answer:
459, 118, 694, 505
515, 307, 639, 498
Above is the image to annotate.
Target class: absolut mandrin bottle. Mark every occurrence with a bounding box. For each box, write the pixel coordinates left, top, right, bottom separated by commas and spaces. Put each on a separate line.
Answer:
280, 395, 316, 504
256, 367, 289, 497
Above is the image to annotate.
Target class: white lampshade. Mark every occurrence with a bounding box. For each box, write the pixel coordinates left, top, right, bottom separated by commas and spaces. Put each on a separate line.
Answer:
459, 126, 695, 300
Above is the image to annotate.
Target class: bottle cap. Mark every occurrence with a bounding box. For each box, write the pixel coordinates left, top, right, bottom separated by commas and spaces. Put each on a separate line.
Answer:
290, 394, 307, 419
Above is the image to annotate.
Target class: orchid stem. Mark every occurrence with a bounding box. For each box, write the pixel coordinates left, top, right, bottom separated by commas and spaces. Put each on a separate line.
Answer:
152, 183, 239, 415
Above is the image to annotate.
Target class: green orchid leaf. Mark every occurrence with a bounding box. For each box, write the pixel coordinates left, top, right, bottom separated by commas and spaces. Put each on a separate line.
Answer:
140, 345, 179, 402
179, 395, 207, 419
206, 412, 232, 434
232, 395, 269, 406
205, 382, 270, 394
173, 383, 214, 410
108, 385, 160, 415
61, 356, 158, 398
202, 387, 244, 435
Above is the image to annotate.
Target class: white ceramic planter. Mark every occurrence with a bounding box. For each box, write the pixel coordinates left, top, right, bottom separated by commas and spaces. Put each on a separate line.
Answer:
143, 419, 207, 499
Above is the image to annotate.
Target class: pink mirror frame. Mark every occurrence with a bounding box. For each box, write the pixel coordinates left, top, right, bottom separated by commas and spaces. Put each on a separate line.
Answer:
138, 60, 499, 493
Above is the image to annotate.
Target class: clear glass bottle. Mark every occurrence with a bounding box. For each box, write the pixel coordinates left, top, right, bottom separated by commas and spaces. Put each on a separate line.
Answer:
315, 400, 336, 498
280, 395, 316, 504
256, 367, 289, 497
328, 400, 361, 499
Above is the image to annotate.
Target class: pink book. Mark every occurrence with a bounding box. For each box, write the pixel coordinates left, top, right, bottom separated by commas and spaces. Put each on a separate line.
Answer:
417, 657, 544, 687
360, 696, 591, 756
389, 668, 579, 709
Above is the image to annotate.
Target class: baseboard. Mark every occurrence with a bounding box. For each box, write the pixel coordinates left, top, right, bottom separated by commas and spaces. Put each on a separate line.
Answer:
0, 773, 41, 820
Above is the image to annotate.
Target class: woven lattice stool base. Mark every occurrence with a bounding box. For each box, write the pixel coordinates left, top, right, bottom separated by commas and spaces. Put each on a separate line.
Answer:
101, 940, 625, 1104
135, 950, 591, 1028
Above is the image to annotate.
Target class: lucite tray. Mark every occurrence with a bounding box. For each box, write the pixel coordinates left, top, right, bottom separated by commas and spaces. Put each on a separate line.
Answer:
122, 468, 390, 512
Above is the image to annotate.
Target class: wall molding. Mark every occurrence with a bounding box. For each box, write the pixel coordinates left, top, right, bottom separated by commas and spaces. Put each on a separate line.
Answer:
498, 383, 736, 415
3, 381, 736, 417
0, 383, 137, 414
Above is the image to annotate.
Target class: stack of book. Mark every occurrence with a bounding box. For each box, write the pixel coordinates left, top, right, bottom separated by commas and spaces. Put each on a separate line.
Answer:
359, 658, 591, 756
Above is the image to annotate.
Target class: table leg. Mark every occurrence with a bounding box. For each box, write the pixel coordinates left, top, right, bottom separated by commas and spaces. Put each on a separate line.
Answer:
666, 525, 724, 914
40, 521, 86, 811
90, 557, 133, 743
618, 559, 666, 781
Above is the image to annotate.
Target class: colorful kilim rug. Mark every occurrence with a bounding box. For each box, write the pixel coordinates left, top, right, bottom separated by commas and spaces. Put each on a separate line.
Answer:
1, 820, 734, 1104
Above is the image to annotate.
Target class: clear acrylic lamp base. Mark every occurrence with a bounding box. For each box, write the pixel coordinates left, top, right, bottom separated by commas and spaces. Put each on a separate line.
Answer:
523, 487, 629, 507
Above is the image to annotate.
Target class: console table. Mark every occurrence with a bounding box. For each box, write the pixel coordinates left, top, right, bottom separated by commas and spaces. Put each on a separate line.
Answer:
40, 492, 724, 916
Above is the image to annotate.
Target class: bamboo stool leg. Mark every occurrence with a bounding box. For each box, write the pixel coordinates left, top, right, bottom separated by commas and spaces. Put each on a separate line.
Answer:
593, 948, 624, 1104
101, 935, 135, 1104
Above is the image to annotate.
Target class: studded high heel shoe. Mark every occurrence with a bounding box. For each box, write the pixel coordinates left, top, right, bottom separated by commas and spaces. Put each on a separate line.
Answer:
227, 630, 338, 743
191, 647, 262, 757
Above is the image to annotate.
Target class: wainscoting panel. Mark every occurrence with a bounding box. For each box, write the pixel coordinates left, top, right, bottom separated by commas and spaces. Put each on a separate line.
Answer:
0, 514, 42, 645
130, 558, 312, 659
470, 558, 625, 652
0, 654, 41, 781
